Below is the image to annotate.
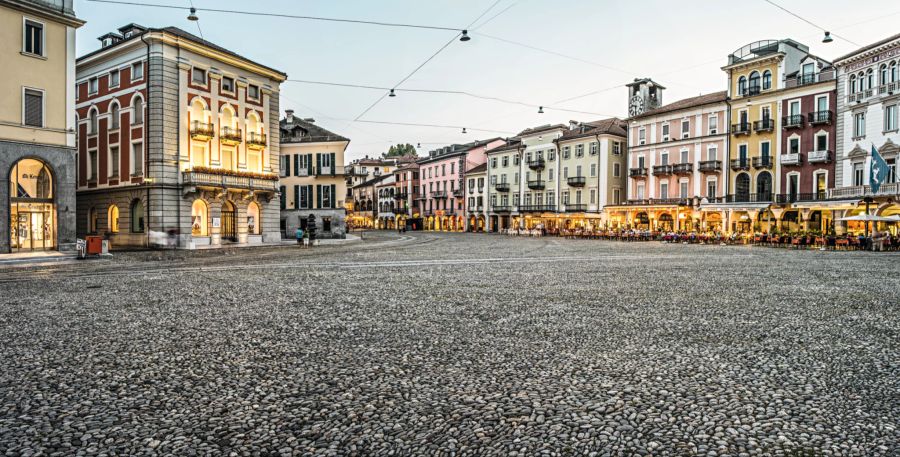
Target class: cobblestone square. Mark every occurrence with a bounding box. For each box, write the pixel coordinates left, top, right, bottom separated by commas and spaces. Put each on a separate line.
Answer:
1, 232, 898, 456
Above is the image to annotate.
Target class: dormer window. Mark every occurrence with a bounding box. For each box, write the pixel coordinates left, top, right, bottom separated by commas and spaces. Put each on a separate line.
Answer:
124, 31, 133, 38
103, 38, 112, 47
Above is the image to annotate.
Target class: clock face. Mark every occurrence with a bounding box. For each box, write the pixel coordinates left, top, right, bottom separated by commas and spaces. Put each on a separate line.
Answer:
629, 95, 644, 117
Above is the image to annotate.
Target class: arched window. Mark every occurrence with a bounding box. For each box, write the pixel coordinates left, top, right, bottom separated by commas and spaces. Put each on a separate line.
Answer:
247, 202, 260, 235
247, 112, 260, 134
190, 98, 206, 123
850, 75, 857, 94
756, 171, 772, 197
88, 207, 98, 233
880, 64, 889, 85
762, 70, 772, 90
108, 205, 119, 233
221, 105, 235, 129
191, 199, 208, 236
748, 71, 760, 92
891, 61, 898, 83
109, 102, 120, 130
738, 76, 747, 95
89, 107, 98, 134
866, 69, 875, 90
132, 95, 144, 125
130, 199, 144, 233
735, 173, 750, 200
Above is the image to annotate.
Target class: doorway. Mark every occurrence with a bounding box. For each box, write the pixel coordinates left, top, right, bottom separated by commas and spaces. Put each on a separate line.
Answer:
10, 158, 56, 252
221, 201, 237, 242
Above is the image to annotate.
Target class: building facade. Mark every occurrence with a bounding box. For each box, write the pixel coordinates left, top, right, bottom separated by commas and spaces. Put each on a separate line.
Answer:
75, 24, 286, 248
609, 85, 729, 232
375, 174, 397, 229
832, 32, 900, 232
392, 162, 420, 228
279, 111, 348, 238
1, 0, 83, 253
464, 163, 487, 231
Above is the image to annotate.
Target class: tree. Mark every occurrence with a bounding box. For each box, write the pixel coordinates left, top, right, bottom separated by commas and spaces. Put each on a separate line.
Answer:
383, 143, 417, 158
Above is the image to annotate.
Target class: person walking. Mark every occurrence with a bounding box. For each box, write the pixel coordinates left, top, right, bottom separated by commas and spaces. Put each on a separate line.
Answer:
295, 227, 304, 245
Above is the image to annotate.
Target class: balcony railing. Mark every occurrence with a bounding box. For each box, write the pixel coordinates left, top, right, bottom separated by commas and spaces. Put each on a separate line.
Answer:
785, 70, 835, 88
753, 119, 775, 132
732, 123, 751, 135
469, 205, 484, 212
220, 126, 243, 144
698, 160, 721, 172
629, 167, 648, 177
567, 176, 586, 187
878, 81, 900, 95
413, 193, 427, 201
781, 153, 801, 166
432, 191, 447, 198
740, 85, 761, 97
783, 114, 804, 129
247, 132, 267, 149
808, 111, 833, 125
453, 189, 465, 198
394, 192, 408, 200
828, 182, 900, 199
622, 198, 691, 206
807, 150, 832, 163
564, 204, 588, 212
673, 163, 693, 175
182, 170, 279, 192
730, 159, 750, 170
527, 180, 545, 190
725, 193, 774, 203
491, 205, 514, 213
776, 192, 827, 204
527, 158, 545, 170
752, 156, 773, 169
190, 121, 214, 139
494, 182, 510, 192
652, 165, 673, 176
519, 204, 555, 212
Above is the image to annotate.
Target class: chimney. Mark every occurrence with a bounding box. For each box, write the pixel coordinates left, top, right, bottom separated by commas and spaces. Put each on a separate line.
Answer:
285, 109, 294, 120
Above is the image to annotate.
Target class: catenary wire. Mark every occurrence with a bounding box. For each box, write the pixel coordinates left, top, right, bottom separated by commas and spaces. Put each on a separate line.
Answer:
762, 0, 860, 46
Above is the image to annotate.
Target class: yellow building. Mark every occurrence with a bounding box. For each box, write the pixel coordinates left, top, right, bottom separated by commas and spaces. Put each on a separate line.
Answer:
1, 0, 83, 253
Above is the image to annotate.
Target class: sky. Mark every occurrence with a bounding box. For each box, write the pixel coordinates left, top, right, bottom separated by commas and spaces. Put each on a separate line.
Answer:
74, 0, 900, 161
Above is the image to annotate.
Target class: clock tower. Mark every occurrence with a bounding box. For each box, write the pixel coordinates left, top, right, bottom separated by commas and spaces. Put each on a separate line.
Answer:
626, 78, 666, 118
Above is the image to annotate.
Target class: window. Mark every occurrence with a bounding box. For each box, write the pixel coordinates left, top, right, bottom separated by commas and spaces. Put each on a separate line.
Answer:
192, 68, 207, 84
590, 163, 596, 177
576, 165, 582, 177
659, 182, 668, 199
636, 183, 644, 200
885, 105, 898, 132
815, 134, 827, 152
867, 69, 875, 91
323, 186, 333, 208
612, 188, 621, 204
513, 155, 519, 165
130, 199, 144, 233
738, 76, 747, 95
762, 70, 772, 90
248, 85, 260, 100
881, 64, 889, 85
761, 105, 771, 121
638, 128, 646, 145
89, 77, 98, 94
816, 96, 827, 113
23, 88, 43, 127
662, 124, 670, 141
708, 115, 718, 135
548, 168, 554, 181
886, 158, 897, 184
850, 75, 858, 93
502, 156, 508, 167
789, 137, 800, 154
88, 108, 98, 134
131, 62, 143, 80
681, 119, 690, 139
109, 145, 119, 178
110, 102, 120, 130
613, 142, 621, 155
575, 144, 584, 157
491, 157, 498, 168
131, 141, 143, 176
222, 76, 234, 93
109, 70, 120, 88
221, 146, 235, 170
660, 152, 669, 166
613, 163, 620, 177
548, 149, 555, 160
88, 149, 98, 181
24, 19, 44, 56
680, 150, 689, 164
590, 189, 596, 204
789, 100, 800, 117
563, 146, 571, 158
706, 180, 716, 199
760, 141, 770, 159
707, 146, 717, 161
680, 181, 688, 199
853, 162, 864, 186
563, 167, 568, 178
132, 96, 143, 125
748, 71, 760, 92
108, 205, 120, 233
854, 112, 866, 138
589, 142, 598, 155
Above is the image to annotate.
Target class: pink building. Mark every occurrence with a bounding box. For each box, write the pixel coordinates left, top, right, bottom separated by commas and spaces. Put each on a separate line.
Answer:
417, 138, 504, 231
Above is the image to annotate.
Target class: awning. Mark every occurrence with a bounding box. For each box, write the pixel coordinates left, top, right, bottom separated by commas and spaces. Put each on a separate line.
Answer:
788, 199, 860, 210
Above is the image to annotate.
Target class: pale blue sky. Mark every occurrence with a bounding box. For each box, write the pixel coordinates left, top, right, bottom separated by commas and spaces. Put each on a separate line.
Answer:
74, 0, 899, 160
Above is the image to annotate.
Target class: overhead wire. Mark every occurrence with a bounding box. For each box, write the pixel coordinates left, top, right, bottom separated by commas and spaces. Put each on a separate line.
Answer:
762, 0, 860, 46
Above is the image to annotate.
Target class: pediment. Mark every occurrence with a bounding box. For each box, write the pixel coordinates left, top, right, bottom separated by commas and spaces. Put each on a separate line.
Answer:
878, 138, 899, 156
846, 144, 868, 159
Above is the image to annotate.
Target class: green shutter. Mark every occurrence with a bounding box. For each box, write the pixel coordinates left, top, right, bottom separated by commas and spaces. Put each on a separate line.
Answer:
316, 154, 322, 175
292, 154, 298, 176
316, 184, 322, 209
307, 154, 313, 175
330, 184, 336, 208
294, 185, 299, 210
330, 153, 336, 176
280, 186, 286, 210
307, 185, 313, 209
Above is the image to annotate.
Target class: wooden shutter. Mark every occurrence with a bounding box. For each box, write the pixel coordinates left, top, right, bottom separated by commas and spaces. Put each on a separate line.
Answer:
306, 154, 313, 175
330, 184, 336, 208
316, 185, 322, 209
24, 89, 42, 127
292, 154, 298, 176
316, 154, 322, 175
307, 186, 313, 209
280, 186, 286, 210
330, 153, 336, 176
294, 185, 299, 210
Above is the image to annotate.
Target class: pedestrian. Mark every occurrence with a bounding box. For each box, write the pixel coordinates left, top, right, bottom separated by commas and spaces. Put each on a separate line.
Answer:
295, 227, 304, 245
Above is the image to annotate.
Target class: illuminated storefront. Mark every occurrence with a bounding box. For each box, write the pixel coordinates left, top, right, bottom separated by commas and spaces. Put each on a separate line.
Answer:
9, 159, 57, 252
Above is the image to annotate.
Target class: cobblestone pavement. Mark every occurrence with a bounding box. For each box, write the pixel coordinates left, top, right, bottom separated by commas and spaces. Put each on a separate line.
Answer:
1, 232, 898, 456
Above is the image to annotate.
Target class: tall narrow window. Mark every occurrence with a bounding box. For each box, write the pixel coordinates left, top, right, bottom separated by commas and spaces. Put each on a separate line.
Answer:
109, 70, 120, 88
131, 62, 143, 80
131, 141, 143, 176
109, 145, 120, 178
23, 89, 43, 127
110, 102, 120, 130
24, 20, 44, 55
132, 96, 143, 125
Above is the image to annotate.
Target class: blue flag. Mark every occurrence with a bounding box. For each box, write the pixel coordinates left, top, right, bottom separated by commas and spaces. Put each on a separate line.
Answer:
870, 145, 888, 194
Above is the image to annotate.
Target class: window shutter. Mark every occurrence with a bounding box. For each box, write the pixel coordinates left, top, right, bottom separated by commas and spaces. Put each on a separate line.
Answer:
24, 90, 42, 127
294, 185, 299, 210
316, 185, 322, 209
307, 185, 313, 209
330, 184, 336, 208
307, 154, 313, 175
330, 153, 336, 176
316, 154, 322, 175
293, 154, 298, 176
280, 186, 286, 210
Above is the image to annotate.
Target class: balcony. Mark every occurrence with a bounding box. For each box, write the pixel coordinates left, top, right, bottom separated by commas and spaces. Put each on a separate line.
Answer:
828, 182, 900, 199
781, 153, 802, 166
740, 85, 761, 97
753, 119, 775, 132
527, 180, 545, 190
565, 204, 588, 212
807, 150, 832, 163
621, 198, 690, 206
673, 163, 693, 175
182, 169, 279, 193
414, 193, 427, 201
431, 191, 447, 199
453, 189, 465, 198
698, 160, 721, 172
394, 191, 408, 200
629, 167, 648, 178
492, 205, 514, 213
652, 165, 673, 176
730, 159, 750, 171
752, 156, 773, 169
567, 176, 586, 187
220, 126, 243, 145
469, 205, 484, 212
725, 193, 774, 203
879, 81, 900, 95
732, 123, 751, 135
190, 121, 214, 140
776, 192, 827, 204
808, 111, 833, 125
783, 115, 804, 129
494, 182, 510, 192
785, 70, 835, 88
519, 204, 555, 212
527, 158, 545, 170
247, 132, 267, 149
393, 207, 407, 215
